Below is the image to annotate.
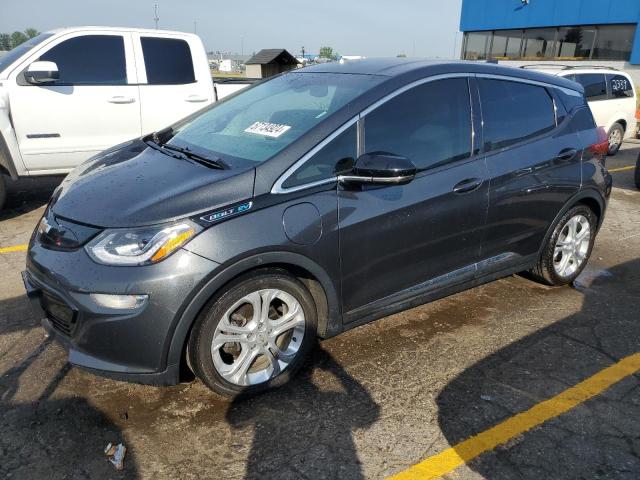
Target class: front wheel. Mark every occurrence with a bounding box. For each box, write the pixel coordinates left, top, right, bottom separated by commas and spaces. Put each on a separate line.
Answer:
607, 123, 624, 156
635, 154, 640, 190
529, 206, 598, 286
188, 269, 317, 397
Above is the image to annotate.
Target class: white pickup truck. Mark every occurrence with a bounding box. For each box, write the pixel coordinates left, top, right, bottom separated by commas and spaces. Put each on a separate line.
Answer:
0, 26, 252, 209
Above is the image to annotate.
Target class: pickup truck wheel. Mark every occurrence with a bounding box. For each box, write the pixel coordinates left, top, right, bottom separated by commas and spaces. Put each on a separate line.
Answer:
0, 174, 6, 211
529, 205, 597, 286
607, 123, 624, 156
188, 269, 317, 397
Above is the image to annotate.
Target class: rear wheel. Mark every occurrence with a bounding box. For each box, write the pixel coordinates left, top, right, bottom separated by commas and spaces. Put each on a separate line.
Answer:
188, 269, 317, 397
529, 205, 597, 286
607, 123, 624, 156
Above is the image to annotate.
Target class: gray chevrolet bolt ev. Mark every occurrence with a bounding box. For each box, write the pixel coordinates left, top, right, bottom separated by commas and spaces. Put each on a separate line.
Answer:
24, 59, 612, 397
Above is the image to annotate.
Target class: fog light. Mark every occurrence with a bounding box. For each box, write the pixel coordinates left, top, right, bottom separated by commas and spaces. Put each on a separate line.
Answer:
90, 293, 148, 310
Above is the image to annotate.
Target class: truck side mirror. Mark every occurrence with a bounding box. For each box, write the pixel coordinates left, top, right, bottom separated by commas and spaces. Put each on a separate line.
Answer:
25, 61, 59, 84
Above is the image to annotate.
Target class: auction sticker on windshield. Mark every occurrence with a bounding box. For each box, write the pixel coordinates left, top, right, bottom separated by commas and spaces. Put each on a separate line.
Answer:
244, 121, 291, 138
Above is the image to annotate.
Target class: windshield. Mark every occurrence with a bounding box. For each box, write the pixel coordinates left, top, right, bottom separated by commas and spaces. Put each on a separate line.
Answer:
0, 33, 54, 74
166, 72, 383, 166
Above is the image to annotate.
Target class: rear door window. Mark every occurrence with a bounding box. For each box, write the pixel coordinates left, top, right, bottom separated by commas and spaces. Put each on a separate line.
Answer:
141, 37, 195, 85
363, 78, 472, 170
478, 79, 556, 152
39, 35, 126, 85
608, 74, 634, 99
573, 74, 608, 101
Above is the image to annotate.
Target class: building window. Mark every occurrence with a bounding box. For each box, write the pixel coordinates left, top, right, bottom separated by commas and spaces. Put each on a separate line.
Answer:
522, 28, 556, 59
463, 24, 635, 62
463, 31, 492, 60
490, 30, 523, 59
593, 25, 635, 60
556, 26, 596, 59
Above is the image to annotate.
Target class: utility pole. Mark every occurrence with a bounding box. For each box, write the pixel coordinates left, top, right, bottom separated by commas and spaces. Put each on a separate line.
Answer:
194, 20, 197, 34
154, 4, 159, 30
241, 36, 244, 57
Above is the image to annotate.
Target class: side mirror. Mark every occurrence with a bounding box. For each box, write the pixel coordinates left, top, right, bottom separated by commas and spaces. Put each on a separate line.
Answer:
25, 61, 59, 84
338, 152, 416, 185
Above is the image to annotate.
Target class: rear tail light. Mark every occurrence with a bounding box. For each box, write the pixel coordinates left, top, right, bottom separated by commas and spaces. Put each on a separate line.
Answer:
589, 127, 609, 158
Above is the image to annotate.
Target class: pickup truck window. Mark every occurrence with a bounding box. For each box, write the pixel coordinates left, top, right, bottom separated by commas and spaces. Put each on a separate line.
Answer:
141, 37, 195, 85
39, 35, 126, 85
167, 72, 384, 166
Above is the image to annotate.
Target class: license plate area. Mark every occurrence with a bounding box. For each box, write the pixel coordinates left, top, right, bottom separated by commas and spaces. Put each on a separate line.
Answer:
41, 292, 77, 336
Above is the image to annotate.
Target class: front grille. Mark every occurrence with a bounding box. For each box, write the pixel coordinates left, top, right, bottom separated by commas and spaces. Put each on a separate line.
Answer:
41, 291, 77, 336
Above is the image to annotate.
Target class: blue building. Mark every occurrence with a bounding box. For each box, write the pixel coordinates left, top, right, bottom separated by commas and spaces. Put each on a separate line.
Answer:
460, 0, 640, 65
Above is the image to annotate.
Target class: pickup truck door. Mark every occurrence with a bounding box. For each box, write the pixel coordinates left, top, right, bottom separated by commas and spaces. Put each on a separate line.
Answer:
132, 33, 214, 134
6, 31, 141, 173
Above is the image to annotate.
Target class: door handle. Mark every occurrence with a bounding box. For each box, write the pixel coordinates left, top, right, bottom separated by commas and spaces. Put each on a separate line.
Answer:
108, 96, 136, 104
453, 178, 483, 194
557, 148, 577, 161
185, 95, 208, 103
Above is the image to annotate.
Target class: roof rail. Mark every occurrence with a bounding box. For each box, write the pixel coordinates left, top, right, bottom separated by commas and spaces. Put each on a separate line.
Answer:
520, 64, 620, 71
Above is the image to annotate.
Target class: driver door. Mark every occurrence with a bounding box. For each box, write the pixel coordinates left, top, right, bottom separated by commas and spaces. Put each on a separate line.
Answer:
338, 76, 489, 319
7, 31, 141, 172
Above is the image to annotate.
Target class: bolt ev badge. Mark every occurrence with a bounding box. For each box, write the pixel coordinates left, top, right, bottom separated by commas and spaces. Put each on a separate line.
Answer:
199, 201, 253, 224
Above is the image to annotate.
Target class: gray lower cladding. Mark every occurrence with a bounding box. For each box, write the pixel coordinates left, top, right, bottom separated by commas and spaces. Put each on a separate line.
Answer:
344, 252, 526, 324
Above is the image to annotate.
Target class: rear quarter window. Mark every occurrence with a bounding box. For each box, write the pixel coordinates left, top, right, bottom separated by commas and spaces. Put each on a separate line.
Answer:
608, 74, 634, 99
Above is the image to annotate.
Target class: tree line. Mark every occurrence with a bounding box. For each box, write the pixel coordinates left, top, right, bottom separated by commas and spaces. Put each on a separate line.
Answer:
0, 28, 40, 51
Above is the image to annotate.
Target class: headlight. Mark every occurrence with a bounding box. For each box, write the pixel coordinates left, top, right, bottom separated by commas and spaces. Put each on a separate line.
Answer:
86, 221, 201, 266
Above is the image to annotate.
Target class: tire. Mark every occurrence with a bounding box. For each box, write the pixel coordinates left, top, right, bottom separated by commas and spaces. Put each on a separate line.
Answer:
607, 123, 624, 156
188, 269, 317, 397
0, 174, 6, 211
529, 205, 598, 286
635, 154, 640, 190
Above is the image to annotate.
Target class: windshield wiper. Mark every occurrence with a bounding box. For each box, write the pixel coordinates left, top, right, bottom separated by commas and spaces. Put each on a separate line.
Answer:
161, 144, 227, 170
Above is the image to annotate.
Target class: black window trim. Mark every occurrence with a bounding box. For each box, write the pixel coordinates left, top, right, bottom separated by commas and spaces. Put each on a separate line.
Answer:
272, 73, 581, 194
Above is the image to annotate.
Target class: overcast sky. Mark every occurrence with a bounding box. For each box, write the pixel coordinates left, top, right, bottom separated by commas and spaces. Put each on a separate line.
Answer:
0, 0, 463, 58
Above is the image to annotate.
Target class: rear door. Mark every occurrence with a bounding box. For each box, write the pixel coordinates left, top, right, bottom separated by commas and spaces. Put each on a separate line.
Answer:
338, 76, 489, 319
134, 34, 214, 134
479, 77, 582, 267
7, 32, 141, 172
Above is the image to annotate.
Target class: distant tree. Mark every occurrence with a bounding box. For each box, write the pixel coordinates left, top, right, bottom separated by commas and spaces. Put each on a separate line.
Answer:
319, 46, 338, 60
24, 28, 39, 39
397, 53, 407, 58
10, 31, 28, 48
0, 33, 10, 51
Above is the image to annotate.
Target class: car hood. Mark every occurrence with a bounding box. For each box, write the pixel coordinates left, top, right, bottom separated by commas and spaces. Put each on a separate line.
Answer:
51, 139, 256, 228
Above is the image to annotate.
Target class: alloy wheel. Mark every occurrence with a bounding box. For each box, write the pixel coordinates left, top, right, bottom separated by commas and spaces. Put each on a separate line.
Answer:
553, 214, 591, 278
609, 129, 622, 149
211, 289, 306, 386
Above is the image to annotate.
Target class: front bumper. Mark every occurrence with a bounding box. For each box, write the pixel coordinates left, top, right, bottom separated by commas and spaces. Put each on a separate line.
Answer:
24, 241, 219, 386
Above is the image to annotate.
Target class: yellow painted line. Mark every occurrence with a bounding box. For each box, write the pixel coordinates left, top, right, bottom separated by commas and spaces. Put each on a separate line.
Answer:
0, 244, 28, 254
608, 165, 636, 173
389, 352, 640, 480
